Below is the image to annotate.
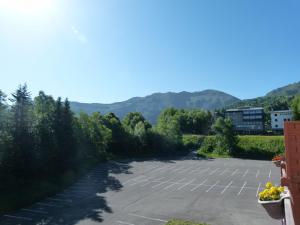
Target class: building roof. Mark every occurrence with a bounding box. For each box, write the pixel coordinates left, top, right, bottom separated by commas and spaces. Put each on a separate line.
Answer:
271, 110, 293, 113
226, 107, 263, 112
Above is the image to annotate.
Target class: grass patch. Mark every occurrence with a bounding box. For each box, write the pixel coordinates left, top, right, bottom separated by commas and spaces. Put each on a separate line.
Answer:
194, 135, 285, 160
165, 219, 209, 225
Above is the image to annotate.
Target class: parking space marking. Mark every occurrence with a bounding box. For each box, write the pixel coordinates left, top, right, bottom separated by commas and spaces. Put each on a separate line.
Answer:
255, 170, 260, 178
4, 215, 32, 221
190, 179, 207, 191
116, 221, 135, 225
37, 203, 61, 208
219, 169, 228, 176
177, 179, 196, 190
268, 170, 272, 179
209, 168, 219, 175
242, 169, 249, 177
129, 213, 168, 223
140, 177, 165, 187
152, 179, 173, 188
123, 175, 145, 185
256, 182, 262, 197
164, 178, 185, 190
221, 181, 233, 194
237, 181, 247, 196
231, 169, 238, 176
206, 180, 220, 192
199, 167, 210, 174
21, 209, 48, 214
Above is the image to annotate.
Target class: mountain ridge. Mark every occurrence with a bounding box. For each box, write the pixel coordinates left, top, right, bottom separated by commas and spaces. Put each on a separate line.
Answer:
70, 81, 300, 123
70, 89, 240, 123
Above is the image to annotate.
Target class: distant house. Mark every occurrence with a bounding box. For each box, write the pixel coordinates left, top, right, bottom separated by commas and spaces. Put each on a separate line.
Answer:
271, 110, 293, 131
225, 107, 264, 134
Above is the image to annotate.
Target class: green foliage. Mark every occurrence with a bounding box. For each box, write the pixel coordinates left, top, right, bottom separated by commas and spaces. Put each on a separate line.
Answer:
236, 135, 284, 159
266, 81, 300, 97
165, 219, 209, 225
182, 135, 205, 150
291, 95, 300, 120
212, 117, 238, 155
70, 89, 240, 124
197, 135, 284, 159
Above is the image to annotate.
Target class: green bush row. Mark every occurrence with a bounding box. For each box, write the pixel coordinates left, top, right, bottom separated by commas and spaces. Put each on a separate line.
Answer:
195, 135, 284, 159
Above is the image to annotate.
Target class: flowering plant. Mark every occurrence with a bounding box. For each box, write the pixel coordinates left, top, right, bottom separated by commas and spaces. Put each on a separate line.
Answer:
259, 182, 284, 201
272, 155, 283, 161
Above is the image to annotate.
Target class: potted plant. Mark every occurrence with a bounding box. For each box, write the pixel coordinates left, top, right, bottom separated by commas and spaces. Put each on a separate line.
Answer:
258, 182, 286, 219
272, 155, 284, 167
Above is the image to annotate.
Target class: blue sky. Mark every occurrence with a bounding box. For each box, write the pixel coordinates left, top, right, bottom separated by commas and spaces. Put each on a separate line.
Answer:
0, 0, 299, 103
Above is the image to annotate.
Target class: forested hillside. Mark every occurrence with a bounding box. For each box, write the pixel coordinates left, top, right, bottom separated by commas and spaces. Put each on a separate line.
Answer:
70, 90, 240, 123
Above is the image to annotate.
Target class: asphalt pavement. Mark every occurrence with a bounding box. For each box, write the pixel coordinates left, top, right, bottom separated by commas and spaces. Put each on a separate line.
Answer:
0, 155, 282, 225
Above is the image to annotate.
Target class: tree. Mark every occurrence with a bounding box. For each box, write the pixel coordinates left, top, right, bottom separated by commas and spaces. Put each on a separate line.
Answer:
212, 117, 238, 155
33, 91, 56, 176
292, 95, 300, 120
156, 108, 183, 152
2, 84, 35, 185
122, 112, 151, 134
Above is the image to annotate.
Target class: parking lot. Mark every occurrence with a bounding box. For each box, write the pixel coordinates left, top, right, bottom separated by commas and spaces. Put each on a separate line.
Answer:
0, 157, 282, 225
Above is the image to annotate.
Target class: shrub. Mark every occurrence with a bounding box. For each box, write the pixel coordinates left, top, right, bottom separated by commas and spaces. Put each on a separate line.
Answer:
183, 135, 205, 150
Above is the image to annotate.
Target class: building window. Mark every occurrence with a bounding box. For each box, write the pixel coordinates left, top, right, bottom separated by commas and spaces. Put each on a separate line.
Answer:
275, 119, 278, 122
275, 125, 278, 128
284, 119, 287, 121
275, 114, 278, 116
288, 119, 291, 121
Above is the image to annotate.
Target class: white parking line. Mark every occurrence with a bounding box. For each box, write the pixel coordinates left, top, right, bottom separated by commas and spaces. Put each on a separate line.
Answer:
123, 175, 145, 185
256, 182, 262, 197
220, 169, 228, 176
237, 182, 247, 196
37, 203, 61, 208
268, 170, 272, 179
4, 215, 32, 221
199, 168, 210, 174
255, 170, 260, 178
116, 221, 135, 225
21, 209, 48, 214
177, 179, 196, 190
140, 177, 165, 187
242, 169, 249, 177
129, 213, 168, 223
190, 179, 207, 191
221, 181, 233, 194
164, 178, 186, 190
231, 169, 238, 176
152, 179, 173, 188
209, 168, 219, 175
206, 180, 220, 192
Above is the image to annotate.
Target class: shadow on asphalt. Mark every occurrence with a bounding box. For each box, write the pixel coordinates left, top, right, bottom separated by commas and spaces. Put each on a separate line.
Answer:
1, 153, 217, 225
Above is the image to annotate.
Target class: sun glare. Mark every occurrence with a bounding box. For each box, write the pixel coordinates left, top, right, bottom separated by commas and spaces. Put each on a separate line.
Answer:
0, 0, 56, 18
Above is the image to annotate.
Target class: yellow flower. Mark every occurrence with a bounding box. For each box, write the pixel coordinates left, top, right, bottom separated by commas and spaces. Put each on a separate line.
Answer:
266, 182, 273, 189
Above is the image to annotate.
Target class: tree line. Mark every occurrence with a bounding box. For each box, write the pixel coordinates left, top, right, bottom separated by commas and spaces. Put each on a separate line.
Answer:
0, 85, 213, 192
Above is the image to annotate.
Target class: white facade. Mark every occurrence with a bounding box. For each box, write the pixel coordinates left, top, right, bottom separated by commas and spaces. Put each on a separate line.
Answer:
271, 110, 293, 130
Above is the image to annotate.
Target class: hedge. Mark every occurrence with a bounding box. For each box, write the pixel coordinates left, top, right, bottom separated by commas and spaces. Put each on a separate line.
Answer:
165, 219, 209, 225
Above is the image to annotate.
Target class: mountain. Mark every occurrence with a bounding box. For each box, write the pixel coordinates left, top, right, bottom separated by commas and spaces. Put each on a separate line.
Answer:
70, 90, 240, 123
266, 81, 300, 97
